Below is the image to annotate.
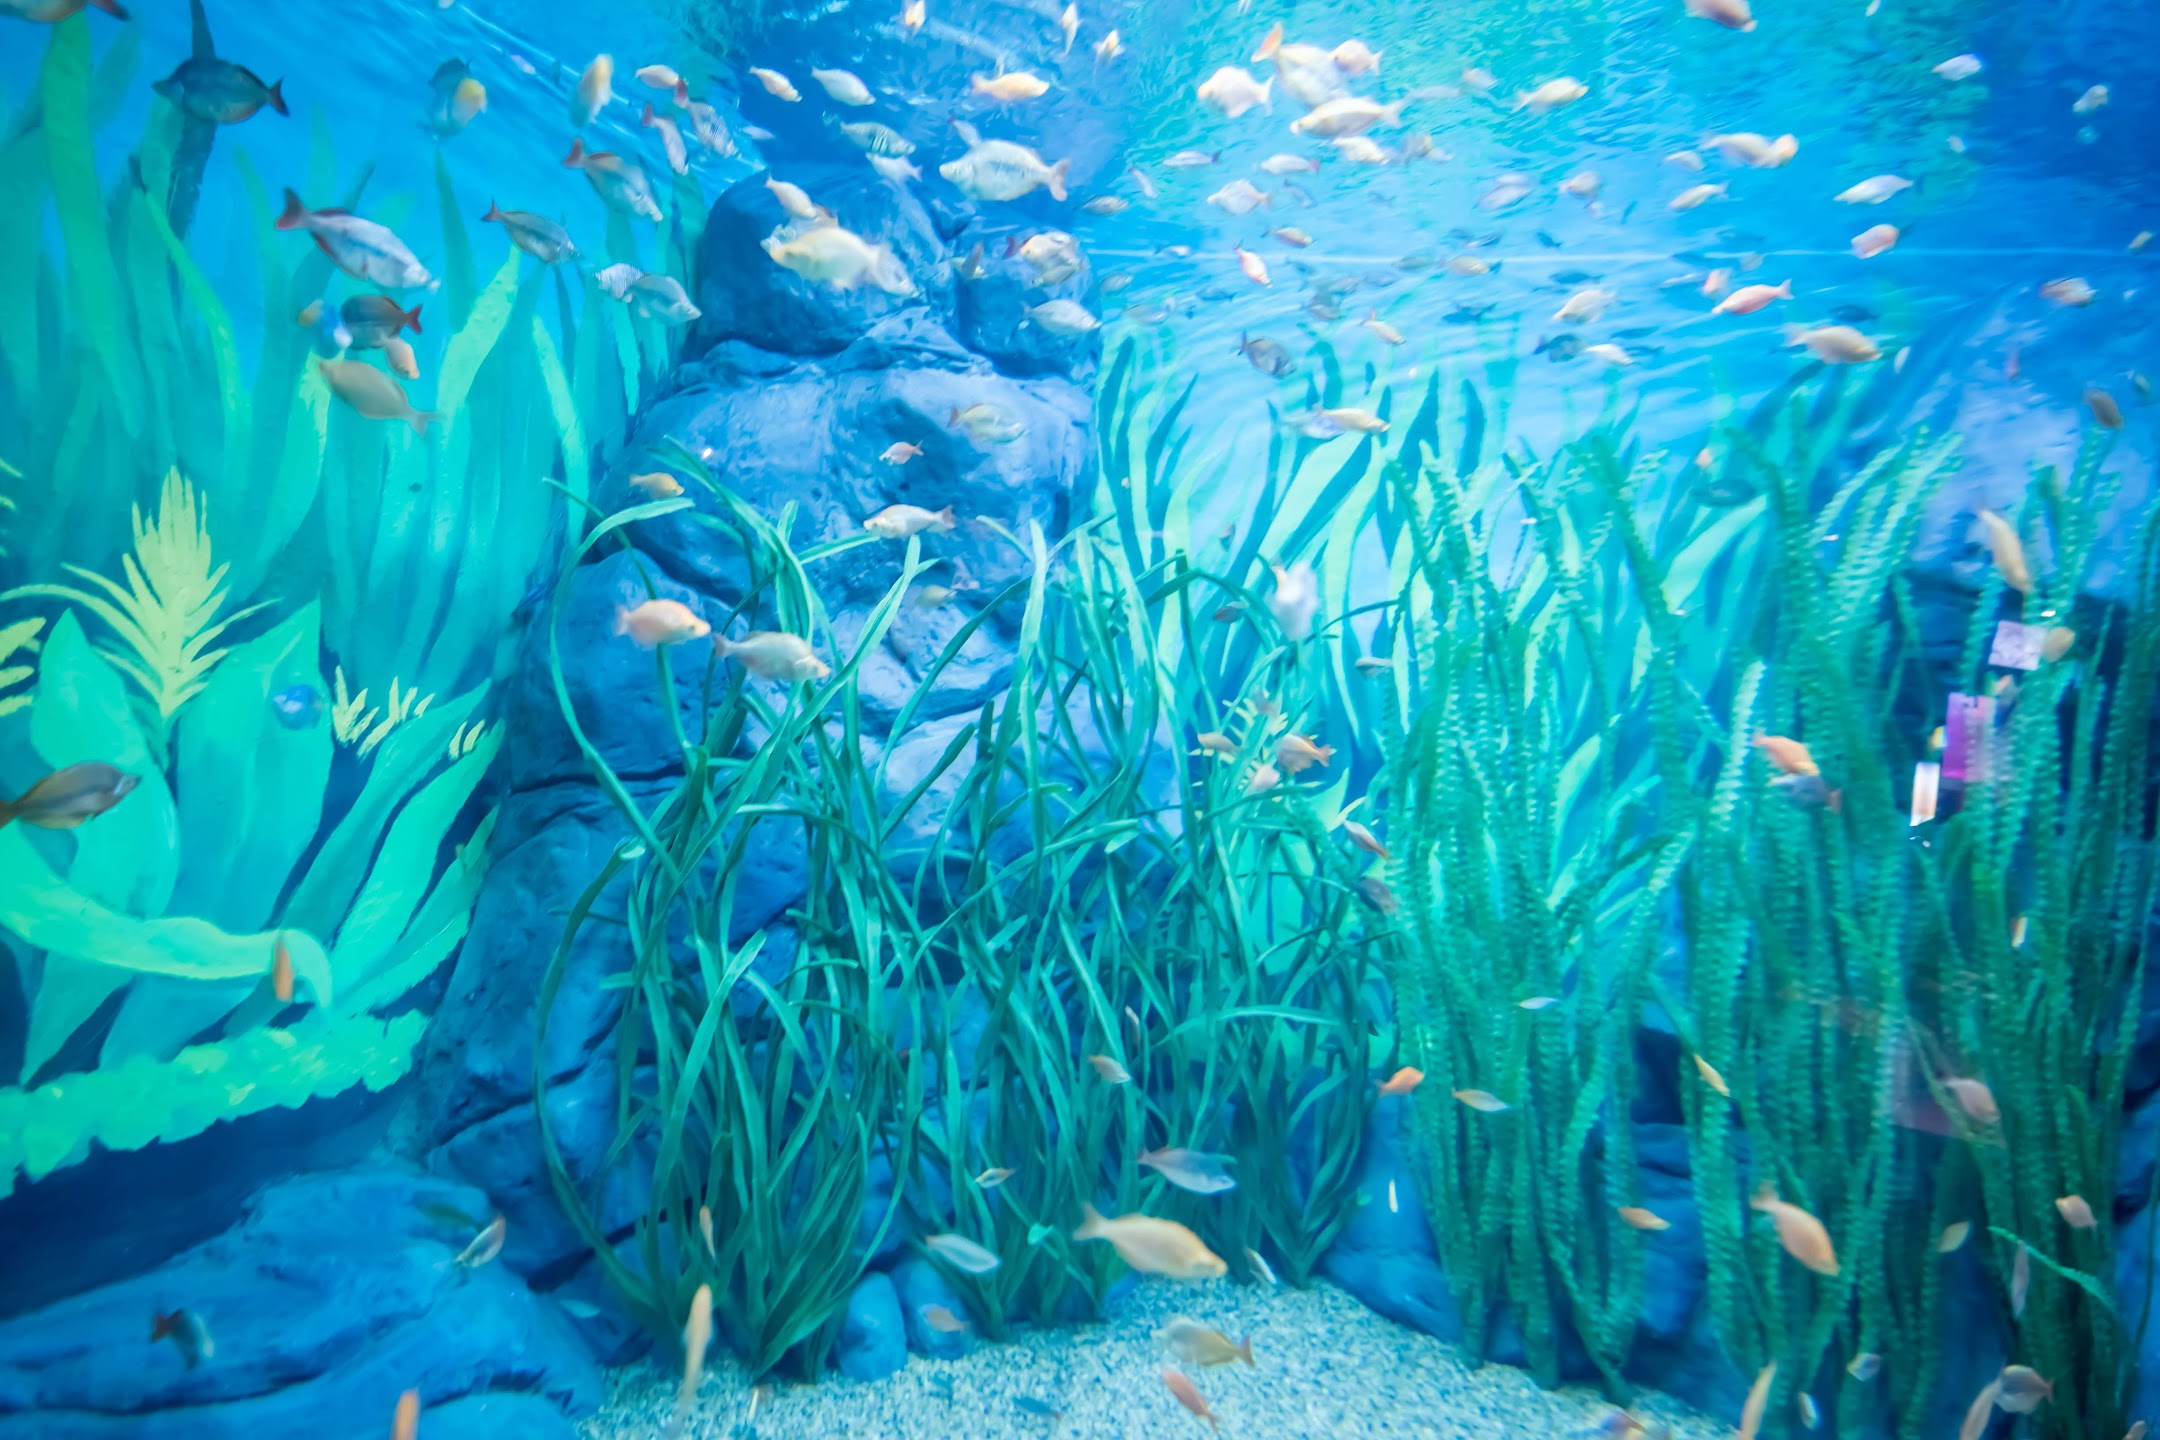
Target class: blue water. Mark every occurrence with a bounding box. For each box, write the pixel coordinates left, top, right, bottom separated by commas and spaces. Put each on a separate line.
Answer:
1, 0, 2158, 1436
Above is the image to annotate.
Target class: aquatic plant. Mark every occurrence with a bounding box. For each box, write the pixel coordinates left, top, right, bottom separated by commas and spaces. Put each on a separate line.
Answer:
0, 595, 498, 1195
538, 365, 1395, 1370
0, 616, 39, 719
1378, 359, 2159, 1440
0, 13, 704, 1196
2, 468, 262, 733
329, 666, 436, 758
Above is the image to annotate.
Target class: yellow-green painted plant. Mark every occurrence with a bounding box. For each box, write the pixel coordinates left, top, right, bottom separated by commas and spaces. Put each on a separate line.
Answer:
0, 616, 39, 719
1, 468, 260, 730
330, 666, 436, 758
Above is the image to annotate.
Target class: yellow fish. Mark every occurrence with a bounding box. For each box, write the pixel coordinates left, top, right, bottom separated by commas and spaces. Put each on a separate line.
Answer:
1978, 510, 2033, 593
615, 599, 709, 646
1156, 1317, 1253, 1367
714, 631, 828, 681
1073, 1204, 1225, 1279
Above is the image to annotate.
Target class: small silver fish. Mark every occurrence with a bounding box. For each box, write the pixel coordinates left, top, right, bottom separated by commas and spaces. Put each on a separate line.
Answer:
1137, 1147, 1237, 1194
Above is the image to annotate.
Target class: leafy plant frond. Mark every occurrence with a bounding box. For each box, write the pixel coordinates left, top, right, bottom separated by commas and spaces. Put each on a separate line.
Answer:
0, 468, 261, 725
0, 615, 41, 718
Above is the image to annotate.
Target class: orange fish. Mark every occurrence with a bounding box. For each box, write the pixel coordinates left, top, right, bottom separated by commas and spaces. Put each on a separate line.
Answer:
392, 1390, 421, 1440
1343, 820, 1390, 858
1752, 733, 1818, 776
1750, 1184, 1838, 1275
1376, 1066, 1424, 1095
272, 934, 295, 1004
1739, 1363, 1777, 1440
1162, 1368, 1218, 1432
1273, 734, 1333, 773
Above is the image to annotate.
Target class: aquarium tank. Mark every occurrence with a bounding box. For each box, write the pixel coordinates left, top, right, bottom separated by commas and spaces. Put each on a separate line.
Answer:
0, 0, 2155, 1436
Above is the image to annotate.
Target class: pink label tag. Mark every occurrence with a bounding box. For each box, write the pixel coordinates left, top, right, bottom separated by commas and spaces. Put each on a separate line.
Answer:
1943, 693, 1997, 783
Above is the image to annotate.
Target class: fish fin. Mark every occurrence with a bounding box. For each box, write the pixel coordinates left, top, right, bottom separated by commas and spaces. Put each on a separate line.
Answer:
150, 1310, 178, 1341
409, 411, 438, 437
481, 200, 503, 222
91, 0, 130, 13
614, 606, 631, 637
564, 137, 586, 167
642, 101, 656, 126
188, 0, 212, 57
1074, 1202, 1106, 1238
1046, 158, 1069, 202
404, 304, 424, 335
266, 80, 288, 117
1238, 1336, 1254, 1366
1254, 22, 1281, 60
936, 507, 955, 529
275, 188, 308, 230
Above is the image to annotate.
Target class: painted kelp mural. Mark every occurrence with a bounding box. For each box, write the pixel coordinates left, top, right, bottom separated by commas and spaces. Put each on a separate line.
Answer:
1, 2, 2158, 1439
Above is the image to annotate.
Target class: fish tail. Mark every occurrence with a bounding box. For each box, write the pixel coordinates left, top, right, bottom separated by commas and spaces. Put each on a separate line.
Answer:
404, 304, 424, 335
1255, 22, 1282, 59
1259, 76, 1273, 111
1779, 323, 1807, 347
275, 188, 308, 230
642, 101, 657, 126
1236, 331, 1247, 355
263, 79, 290, 116
563, 137, 587, 168
1238, 1336, 1254, 1366
481, 199, 503, 222
936, 506, 956, 530
409, 411, 438, 437
1046, 157, 1069, 202
673, 79, 690, 106
614, 606, 632, 638
150, 1309, 178, 1341
1073, 1202, 1106, 1239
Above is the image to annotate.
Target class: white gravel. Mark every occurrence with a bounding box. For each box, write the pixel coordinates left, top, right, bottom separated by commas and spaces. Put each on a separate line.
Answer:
581, 1277, 1730, 1440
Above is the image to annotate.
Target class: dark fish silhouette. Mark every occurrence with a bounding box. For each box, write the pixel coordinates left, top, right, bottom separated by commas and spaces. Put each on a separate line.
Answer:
0, 763, 139, 831
157, 0, 283, 238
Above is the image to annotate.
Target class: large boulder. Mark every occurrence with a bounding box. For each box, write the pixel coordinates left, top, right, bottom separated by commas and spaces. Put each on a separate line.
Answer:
410, 133, 1098, 1378
690, 165, 958, 359
0, 1166, 600, 1440
833, 1272, 907, 1381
